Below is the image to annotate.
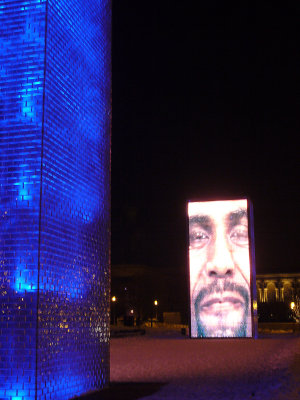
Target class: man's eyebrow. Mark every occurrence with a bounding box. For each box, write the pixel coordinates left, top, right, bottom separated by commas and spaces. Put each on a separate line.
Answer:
189, 215, 212, 234
227, 208, 248, 228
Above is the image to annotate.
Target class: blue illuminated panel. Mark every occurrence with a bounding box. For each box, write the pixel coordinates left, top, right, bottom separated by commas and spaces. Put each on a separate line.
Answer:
0, 2, 46, 399
37, 0, 111, 397
0, 0, 111, 398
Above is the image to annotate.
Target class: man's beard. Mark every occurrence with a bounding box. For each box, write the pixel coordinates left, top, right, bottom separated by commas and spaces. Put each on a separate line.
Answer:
194, 279, 250, 338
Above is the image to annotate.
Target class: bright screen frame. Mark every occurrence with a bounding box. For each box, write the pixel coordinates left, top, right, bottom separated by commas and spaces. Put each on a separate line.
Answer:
188, 198, 256, 338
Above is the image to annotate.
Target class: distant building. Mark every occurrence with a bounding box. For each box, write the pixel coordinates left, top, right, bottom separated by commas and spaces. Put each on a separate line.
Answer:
256, 273, 300, 303
111, 264, 188, 322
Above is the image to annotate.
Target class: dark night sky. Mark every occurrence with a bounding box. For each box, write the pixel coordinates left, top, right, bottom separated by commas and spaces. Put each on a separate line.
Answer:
111, 2, 299, 277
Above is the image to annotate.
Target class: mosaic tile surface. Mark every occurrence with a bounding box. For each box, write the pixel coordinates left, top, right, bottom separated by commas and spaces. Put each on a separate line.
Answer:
0, 0, 111, 398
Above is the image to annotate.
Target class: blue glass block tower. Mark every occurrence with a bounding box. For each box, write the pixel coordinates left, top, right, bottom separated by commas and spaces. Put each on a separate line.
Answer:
0, 1, 111, 399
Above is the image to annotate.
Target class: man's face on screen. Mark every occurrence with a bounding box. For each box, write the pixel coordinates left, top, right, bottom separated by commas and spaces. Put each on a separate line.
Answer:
188, 200, 251, 337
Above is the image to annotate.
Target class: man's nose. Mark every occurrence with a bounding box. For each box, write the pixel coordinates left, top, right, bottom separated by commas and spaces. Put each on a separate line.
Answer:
206, 236, 235, 278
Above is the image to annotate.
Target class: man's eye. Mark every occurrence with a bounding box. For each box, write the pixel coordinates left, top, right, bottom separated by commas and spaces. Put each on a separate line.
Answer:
230, 226, 249, 246
190, 231, 209, 249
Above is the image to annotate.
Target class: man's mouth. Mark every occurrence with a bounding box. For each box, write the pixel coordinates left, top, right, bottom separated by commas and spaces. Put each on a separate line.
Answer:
194, 281, 250, 337
199, 293, 244, 313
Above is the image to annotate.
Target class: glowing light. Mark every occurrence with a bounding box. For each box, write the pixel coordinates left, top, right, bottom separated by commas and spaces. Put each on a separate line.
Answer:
1, 0, 111, 397
253, 300, 257, 310
13, 265, 38, 293
290, 302, 295, 310
112, 296, 116, 302
188, 199, 256, 338
154, 300, 158, 306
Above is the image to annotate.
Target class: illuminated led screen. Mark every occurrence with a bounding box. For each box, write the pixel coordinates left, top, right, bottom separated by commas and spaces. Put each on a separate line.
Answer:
0, 0, 111, 398
188, 199, 255, 338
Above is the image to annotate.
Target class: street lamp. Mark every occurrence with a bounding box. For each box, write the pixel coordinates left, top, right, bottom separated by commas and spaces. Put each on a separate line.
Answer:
111, 296, 117, 325
290, 301, 295, 310
154, 300, 158, 320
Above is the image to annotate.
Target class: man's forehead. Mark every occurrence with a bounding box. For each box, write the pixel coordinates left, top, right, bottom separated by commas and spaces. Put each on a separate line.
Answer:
188, 199, 248, 219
